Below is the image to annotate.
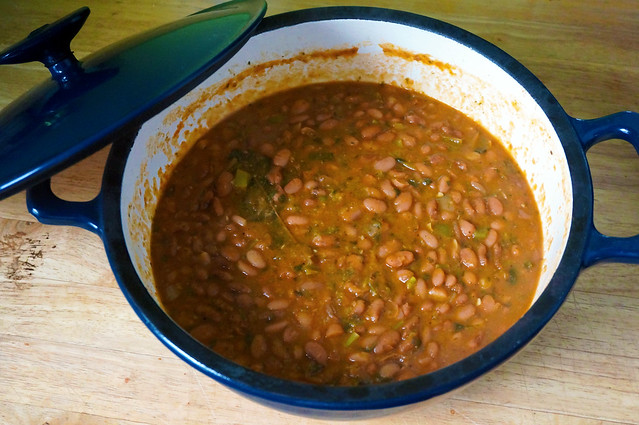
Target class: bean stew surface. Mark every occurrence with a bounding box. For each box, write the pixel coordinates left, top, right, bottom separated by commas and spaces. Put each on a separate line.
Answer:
151, 82, 543, 385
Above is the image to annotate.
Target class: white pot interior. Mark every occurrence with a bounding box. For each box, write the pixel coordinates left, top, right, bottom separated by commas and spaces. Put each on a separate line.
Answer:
120, 18, 572, 312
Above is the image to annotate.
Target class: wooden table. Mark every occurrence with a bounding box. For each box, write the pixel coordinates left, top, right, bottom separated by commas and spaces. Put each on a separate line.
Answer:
1, 1, 638, 424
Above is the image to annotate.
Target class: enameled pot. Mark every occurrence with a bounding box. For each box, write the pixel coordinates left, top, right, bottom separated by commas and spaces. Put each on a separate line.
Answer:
25, 6, 639, 419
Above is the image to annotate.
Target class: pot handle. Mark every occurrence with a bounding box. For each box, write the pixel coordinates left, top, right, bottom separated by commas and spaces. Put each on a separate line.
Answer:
26, 178, 103, 236
571, 111, 639, 267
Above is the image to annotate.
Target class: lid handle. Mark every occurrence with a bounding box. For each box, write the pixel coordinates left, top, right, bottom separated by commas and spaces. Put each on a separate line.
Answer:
0, 6, 89, 85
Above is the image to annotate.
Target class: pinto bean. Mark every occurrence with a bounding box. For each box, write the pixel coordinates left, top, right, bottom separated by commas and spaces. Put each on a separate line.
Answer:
361, 124, 382, 139
267, 299, 291, 310
456, 304, 476, 322
426, 341, 439, 358
429, 286, 448, 301
246, 249, 266, 269
377, 130, 397, 143
284, 178, 303, 194
344, 135, 360, 146
484, 228, 499, 247
380, 179, 397, 198
437, 176, 451, 193
459, 219, 476, 238
319, 118, 339, 130
273, 148, 292, 167
415, 278, 428, 297
312, 234, 336, 247
460, 248, 479, 268
251, 335, 267, 358
432, 267, 445, 286
374, 329, 401, 354
266, 166, 283, 185
385, 251, 415, 268
480, 294, 499, 313
477, 244, 487, 266
286, 215, 309, 225
366, 299, 385, 322
326, 322, 344, 338
394, 191, 413, 212
374, 156, 397, 172
349, 352, 371, 362
419, 230, 439, 249
379, 362, 401, 379
305, 341, 328, 365
221, 245, 240, 262
237, 260, 258, 276
445, 274, 457, 288
462, 270, 478, 285
265, 320, 289, 333
414, 162, 432, 177
363, 198, 388, 213
216, 171, 234, 197
367, 108, 384, 119
231, 215, 247, 227
487, 197, 504, 215
426, 199, 438, 218
472, 198, 486, 215
470, 180, 486, 194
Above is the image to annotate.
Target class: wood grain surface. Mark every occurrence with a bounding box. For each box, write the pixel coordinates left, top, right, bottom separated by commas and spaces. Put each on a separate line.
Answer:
1, 1, 638, 424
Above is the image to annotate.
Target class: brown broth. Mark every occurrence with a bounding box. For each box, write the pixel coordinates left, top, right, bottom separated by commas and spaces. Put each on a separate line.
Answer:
151, 82, 543, 385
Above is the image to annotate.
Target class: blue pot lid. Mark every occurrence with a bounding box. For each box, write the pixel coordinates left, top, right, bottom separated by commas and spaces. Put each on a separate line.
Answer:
0, 0, 266, 200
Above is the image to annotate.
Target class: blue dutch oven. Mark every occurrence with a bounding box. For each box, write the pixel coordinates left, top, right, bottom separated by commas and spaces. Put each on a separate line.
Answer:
1, 0, 637, 418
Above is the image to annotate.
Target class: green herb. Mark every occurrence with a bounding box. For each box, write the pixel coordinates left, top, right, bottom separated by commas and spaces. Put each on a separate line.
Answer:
267, 113, 285, 124
303, 264, 319, 276
325, 226, 339, 235
396, 157, 416, 171
454, 323, 465, 332
524, 261, 533, 270
406, 276, 417, 290
328, 190, 343, 202
235, 175, 306, 251
367, 220, 382, 240
341, 268, 356, 281
433, 222, 453, 238
475, 136, 491, 154
232, 168, 251, 189
307, 362, 324, 375
307, 151, 335, 162
436, 195, 454, 211
473, 226, 489, 240
345, 332, 360, 347
508, 267, 518, 284
227, 149, 271, 177
393, 320, 405, 330
442, 135, 462, 145
238, 182, 274, 221
408, 177, 432, 187
365, 272, 387, 297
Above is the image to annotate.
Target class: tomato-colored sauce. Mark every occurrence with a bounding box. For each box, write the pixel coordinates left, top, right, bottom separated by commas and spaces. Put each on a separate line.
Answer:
151, 82, 543, 385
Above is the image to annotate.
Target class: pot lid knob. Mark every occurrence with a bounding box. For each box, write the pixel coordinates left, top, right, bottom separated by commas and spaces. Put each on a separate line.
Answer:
0, 0, 266, 200
0, 7, 89, 86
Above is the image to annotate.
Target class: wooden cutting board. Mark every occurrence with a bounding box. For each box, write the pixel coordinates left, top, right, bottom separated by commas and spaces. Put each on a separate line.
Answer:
1, 1, 638, 424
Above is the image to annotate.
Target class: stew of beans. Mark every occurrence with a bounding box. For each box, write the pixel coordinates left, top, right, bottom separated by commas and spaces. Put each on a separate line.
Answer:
151, 82, 543, 385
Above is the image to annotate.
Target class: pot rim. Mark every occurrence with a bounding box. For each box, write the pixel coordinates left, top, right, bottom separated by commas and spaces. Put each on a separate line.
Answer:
100, 6, 591, 412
